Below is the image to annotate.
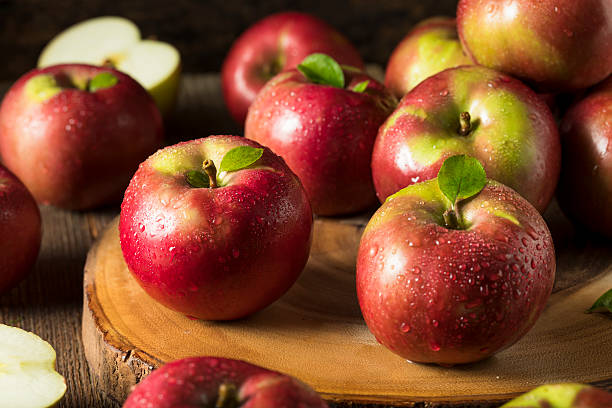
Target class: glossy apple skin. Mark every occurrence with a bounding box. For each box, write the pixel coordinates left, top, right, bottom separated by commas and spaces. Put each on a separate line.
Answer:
0, 64, 163, 209
457, 0, 612, 92
246, 68, 396, 216
557, 76, 612, 236
502, 383, 612, 408
0, 165, 41, 294
372, 66, 560, 213
222, 11, 364, 125
385, 17, 473, 98
123, 357, 328, 408
357, 179, 555, 365
120, 136, 313, 320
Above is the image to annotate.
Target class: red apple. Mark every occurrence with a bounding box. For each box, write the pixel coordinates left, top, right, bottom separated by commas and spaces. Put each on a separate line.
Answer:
119, 136, 313, 320
457, 0, 612, 91
385, 17, 473, 98
222, 11, 364, 125
357, 156, 555, 365
502, 383, 612, 408
0, 165, 41, 295
0, 64, 163, 209
556, 76, 612, 236
245, 54, 396, 216
372, 65, 560, 213
123, 357, 328, 408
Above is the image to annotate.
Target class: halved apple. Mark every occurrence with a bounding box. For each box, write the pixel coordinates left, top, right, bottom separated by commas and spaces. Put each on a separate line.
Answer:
38, 16, 181, 116
0, 325, 66, 408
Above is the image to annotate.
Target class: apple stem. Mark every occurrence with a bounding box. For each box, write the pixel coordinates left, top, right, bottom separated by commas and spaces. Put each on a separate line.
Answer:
203, 159, 218, 188
215, 383, 239, 408
443, 209, 459, 229
458, 112, 472, 136
102, 59, 115, 68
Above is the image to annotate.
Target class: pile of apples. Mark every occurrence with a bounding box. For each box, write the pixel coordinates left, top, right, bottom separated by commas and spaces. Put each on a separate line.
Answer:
0, 0, 611, 407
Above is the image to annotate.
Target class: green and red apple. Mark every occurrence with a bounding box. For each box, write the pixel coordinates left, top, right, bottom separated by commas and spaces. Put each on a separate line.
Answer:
502, 383, 612, 408
222, 12, 364, 125
38, 16, 181, 116
557, 76, 612, 236
385, 17, 473, 98
246, 54, 397, 216
119, 136, 313, 320
123, 357, 328, 408
372, 65, 560, 213
0, 325, 66, 408
457, 0, 612, 91
0, 64, 163, 209
357, 156, 556, 365
0, 165, 41, 295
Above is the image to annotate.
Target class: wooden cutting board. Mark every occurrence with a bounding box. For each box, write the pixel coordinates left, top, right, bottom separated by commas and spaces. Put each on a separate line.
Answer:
82, 202, 612, 406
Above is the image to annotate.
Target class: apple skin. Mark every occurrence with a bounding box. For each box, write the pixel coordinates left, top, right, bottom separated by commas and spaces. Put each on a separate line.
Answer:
356, 179, 555, 365
502, 383, 612, 408
0, 64, 163, 210
245, 68, 396, 216
222, 11, 364, 125
385, 17, 473, 98
0, 165, 41, 295
556, 76, 612, 236
372, 65, 560, 213
119, 136, 313, 320
123, 357, 328, 408
457, 0, 612, 92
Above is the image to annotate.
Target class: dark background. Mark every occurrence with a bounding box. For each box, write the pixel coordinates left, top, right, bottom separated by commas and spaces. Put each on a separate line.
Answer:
0, 0, 459, 81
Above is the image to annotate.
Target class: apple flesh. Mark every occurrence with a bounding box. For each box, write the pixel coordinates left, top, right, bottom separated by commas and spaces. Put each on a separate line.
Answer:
557, 76, 612, 236
357, 179, 555, 365
457, 0, 612, 91
0, 165, 41, 295
502, 383, 612, 408
0, 324, 66, 408
385, 17, 473, 98
119, 136, 313, 320
38, 16, 181, 116
222, 11, 364, 125
372, 65, 560, 213
123, 357, 328, 408
246, 67, 396, 216
0, 64, 163, 210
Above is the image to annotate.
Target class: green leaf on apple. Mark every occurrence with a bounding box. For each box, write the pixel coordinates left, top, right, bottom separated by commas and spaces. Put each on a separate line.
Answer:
587, 288, 612, 314
185, 170, 210, 188
297, 53, 345, 88
219, 146, 264, 173
352, 80, 369, 93
437, 155, 487, 206
88, 72, 118, 92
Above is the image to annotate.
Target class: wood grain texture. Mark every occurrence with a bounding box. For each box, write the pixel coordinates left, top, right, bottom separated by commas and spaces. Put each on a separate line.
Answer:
83, 198, 612, 406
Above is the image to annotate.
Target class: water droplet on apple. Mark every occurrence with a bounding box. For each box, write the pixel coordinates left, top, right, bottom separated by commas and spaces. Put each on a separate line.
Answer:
431, 319, 439, 327
400, 322, 411, 333
138, 223, 145, 232
439, 89, 449, 96
430, 342, 441, 351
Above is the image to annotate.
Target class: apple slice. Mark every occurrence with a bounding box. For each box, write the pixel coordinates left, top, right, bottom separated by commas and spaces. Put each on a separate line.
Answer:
38, 16, 180, 116
0, 325, 66, 408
